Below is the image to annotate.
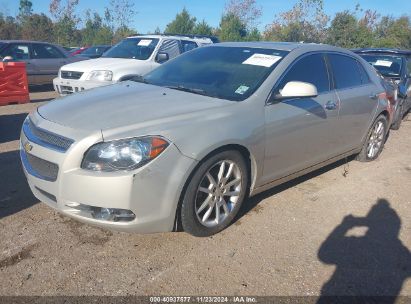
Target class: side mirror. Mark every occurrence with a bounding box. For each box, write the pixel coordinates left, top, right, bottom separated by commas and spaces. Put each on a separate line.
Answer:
275, 81, 318, 101
2, 56, 14, 62
156, 52, 169, 64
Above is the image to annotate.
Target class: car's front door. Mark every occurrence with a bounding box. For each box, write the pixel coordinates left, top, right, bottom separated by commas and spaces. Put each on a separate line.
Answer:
263, 53, 341, 184
327, 53, 380, 152
30, 43, 68, 84
0, 43, 36, 84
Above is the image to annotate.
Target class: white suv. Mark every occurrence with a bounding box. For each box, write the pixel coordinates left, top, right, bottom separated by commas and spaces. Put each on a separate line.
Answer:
53, 34, 216, 95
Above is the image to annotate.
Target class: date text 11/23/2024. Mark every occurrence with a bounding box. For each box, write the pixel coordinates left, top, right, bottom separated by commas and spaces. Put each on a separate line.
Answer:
149, 296, 257, 303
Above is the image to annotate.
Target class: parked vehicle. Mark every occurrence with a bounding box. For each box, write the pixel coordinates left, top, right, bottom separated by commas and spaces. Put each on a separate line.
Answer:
0, 40, 86, 86
353, 48, 411, 130
21, 43, 390, 236
53, 34, 216, 95
69, 47, 88, 57
76, 45, 111, 59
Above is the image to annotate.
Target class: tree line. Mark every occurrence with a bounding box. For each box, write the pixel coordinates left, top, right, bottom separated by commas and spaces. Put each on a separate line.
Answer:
0, 0, 410, 49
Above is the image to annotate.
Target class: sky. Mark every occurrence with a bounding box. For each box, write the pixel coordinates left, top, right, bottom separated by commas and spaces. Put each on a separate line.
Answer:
1, 0, 410, 33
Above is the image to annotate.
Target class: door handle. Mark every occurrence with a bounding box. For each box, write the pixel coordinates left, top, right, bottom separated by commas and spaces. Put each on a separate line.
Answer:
325, 100, 337, 110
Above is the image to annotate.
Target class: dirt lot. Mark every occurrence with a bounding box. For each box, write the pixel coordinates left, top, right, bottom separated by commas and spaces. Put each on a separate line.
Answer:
0, 87, 410, 298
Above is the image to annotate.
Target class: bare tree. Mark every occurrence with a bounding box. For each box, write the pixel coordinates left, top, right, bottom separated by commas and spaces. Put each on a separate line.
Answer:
108, 0, 137, 30
224, 0, 262, 29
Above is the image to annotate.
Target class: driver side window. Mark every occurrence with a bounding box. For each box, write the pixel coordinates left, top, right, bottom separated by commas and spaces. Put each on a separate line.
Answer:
0, 44, 30, 60
276, 53, 330, 94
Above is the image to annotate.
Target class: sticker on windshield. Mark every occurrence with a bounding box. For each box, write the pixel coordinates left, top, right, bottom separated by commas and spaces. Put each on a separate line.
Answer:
243, 54, 282, 67
374, 60, 393, 67
235, 85, 249, 95
138, 39, 153, 46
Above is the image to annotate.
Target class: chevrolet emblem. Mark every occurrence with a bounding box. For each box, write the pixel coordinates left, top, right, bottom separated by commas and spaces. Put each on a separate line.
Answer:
24, 142, 33, 153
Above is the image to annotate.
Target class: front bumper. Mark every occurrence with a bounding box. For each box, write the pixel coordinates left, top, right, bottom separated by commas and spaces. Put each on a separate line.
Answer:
53, 77, 113, 96
20, 113, 197, 233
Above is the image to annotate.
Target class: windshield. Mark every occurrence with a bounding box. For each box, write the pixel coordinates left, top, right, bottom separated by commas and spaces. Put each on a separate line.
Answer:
360, 54, 403, 77
143, 46, 289, 101
81, 46, 110, 56
102, 38, 159, 60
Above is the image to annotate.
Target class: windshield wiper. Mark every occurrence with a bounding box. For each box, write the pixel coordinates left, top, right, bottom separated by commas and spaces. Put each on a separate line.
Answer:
165, 85, 209, 96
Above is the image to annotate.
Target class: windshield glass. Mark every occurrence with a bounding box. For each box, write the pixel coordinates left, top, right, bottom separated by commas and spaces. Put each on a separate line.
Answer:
143, 46, 289, 101
360, 54, 403, 77
102, 38, 159, 60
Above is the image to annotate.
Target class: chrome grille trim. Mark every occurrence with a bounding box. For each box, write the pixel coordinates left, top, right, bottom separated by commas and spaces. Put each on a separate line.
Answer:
20, 149, 59, 182
23, 118, 74, 153
61, 70, 83, 80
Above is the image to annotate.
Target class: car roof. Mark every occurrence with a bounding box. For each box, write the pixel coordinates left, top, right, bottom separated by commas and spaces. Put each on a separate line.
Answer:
0, 40, 55, 44
209, 41, 352, 53
352, 48, 411, 56
126, 34, 216, 43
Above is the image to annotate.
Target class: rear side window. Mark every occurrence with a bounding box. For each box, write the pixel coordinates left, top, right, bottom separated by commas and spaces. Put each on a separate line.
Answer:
32, 44, 65, 59
329, 54, 363, 89
277, 53, 330, 94
181, 40, 198, 53
158, 39, 181, 60
357, 61, 371, 84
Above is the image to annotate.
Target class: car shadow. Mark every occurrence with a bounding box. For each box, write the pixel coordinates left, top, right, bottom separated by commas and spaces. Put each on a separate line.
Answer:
29, 84, 54, 93
0, 150, 39, 220
236, 156, 355, 221
0, 113, 27, 144
317, 199, 411, 303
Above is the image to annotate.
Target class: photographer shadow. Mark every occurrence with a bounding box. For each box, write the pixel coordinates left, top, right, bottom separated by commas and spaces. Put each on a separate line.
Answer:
317, 199, 411, 304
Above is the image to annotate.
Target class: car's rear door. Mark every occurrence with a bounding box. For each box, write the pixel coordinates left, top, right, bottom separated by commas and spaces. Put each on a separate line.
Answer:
263, 53, 341, 183
30, 43, 69, 84
327, 53, 380, 152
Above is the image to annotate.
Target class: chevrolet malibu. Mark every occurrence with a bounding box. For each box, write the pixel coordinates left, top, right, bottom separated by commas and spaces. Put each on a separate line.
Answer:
21, 42, 391, 236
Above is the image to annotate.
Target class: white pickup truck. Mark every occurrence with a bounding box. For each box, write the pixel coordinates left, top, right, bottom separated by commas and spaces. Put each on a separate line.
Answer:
53, 34, 216, 95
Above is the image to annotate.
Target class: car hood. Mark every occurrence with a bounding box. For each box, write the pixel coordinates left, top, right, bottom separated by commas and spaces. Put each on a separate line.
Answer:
60, 57, 148, 73
38, 82, 231, 132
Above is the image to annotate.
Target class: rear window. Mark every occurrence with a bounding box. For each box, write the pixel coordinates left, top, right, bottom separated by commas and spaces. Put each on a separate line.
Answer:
359, 54, 403, 78
329, 54, 363, 89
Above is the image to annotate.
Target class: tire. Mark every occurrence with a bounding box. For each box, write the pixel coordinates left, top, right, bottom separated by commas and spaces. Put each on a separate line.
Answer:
391, 103, 403, 130
357, 114, 388, 162
181, 150, 248, 237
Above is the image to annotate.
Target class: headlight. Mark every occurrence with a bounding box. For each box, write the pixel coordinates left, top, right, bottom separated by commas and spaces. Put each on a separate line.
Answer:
81, 136, 169, 172
86, 70, 113, 82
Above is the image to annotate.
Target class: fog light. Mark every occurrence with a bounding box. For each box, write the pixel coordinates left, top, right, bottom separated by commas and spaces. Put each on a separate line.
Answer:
91, 207, 136, 222
66, 203, 135, 222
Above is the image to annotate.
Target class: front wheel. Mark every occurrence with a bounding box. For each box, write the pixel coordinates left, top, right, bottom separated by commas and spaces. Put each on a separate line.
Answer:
357, 114, 388, 162
181, 150, 248, 237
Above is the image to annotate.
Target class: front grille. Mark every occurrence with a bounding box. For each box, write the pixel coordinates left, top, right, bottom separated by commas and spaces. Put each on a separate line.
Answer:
23, 119, 74, 153
61, 71, 83, 80
21, 151, 59, 182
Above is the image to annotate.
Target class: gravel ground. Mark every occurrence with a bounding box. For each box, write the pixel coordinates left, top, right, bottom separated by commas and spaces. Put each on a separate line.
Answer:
0, 88, 410, 298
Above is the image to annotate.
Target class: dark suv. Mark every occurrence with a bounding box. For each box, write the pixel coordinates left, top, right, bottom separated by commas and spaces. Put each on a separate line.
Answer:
353, 48, 411, 129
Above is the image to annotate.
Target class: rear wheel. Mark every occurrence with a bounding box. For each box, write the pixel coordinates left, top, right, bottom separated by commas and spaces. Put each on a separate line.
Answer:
181, 150, 248, 237
357, 114, 388, 162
